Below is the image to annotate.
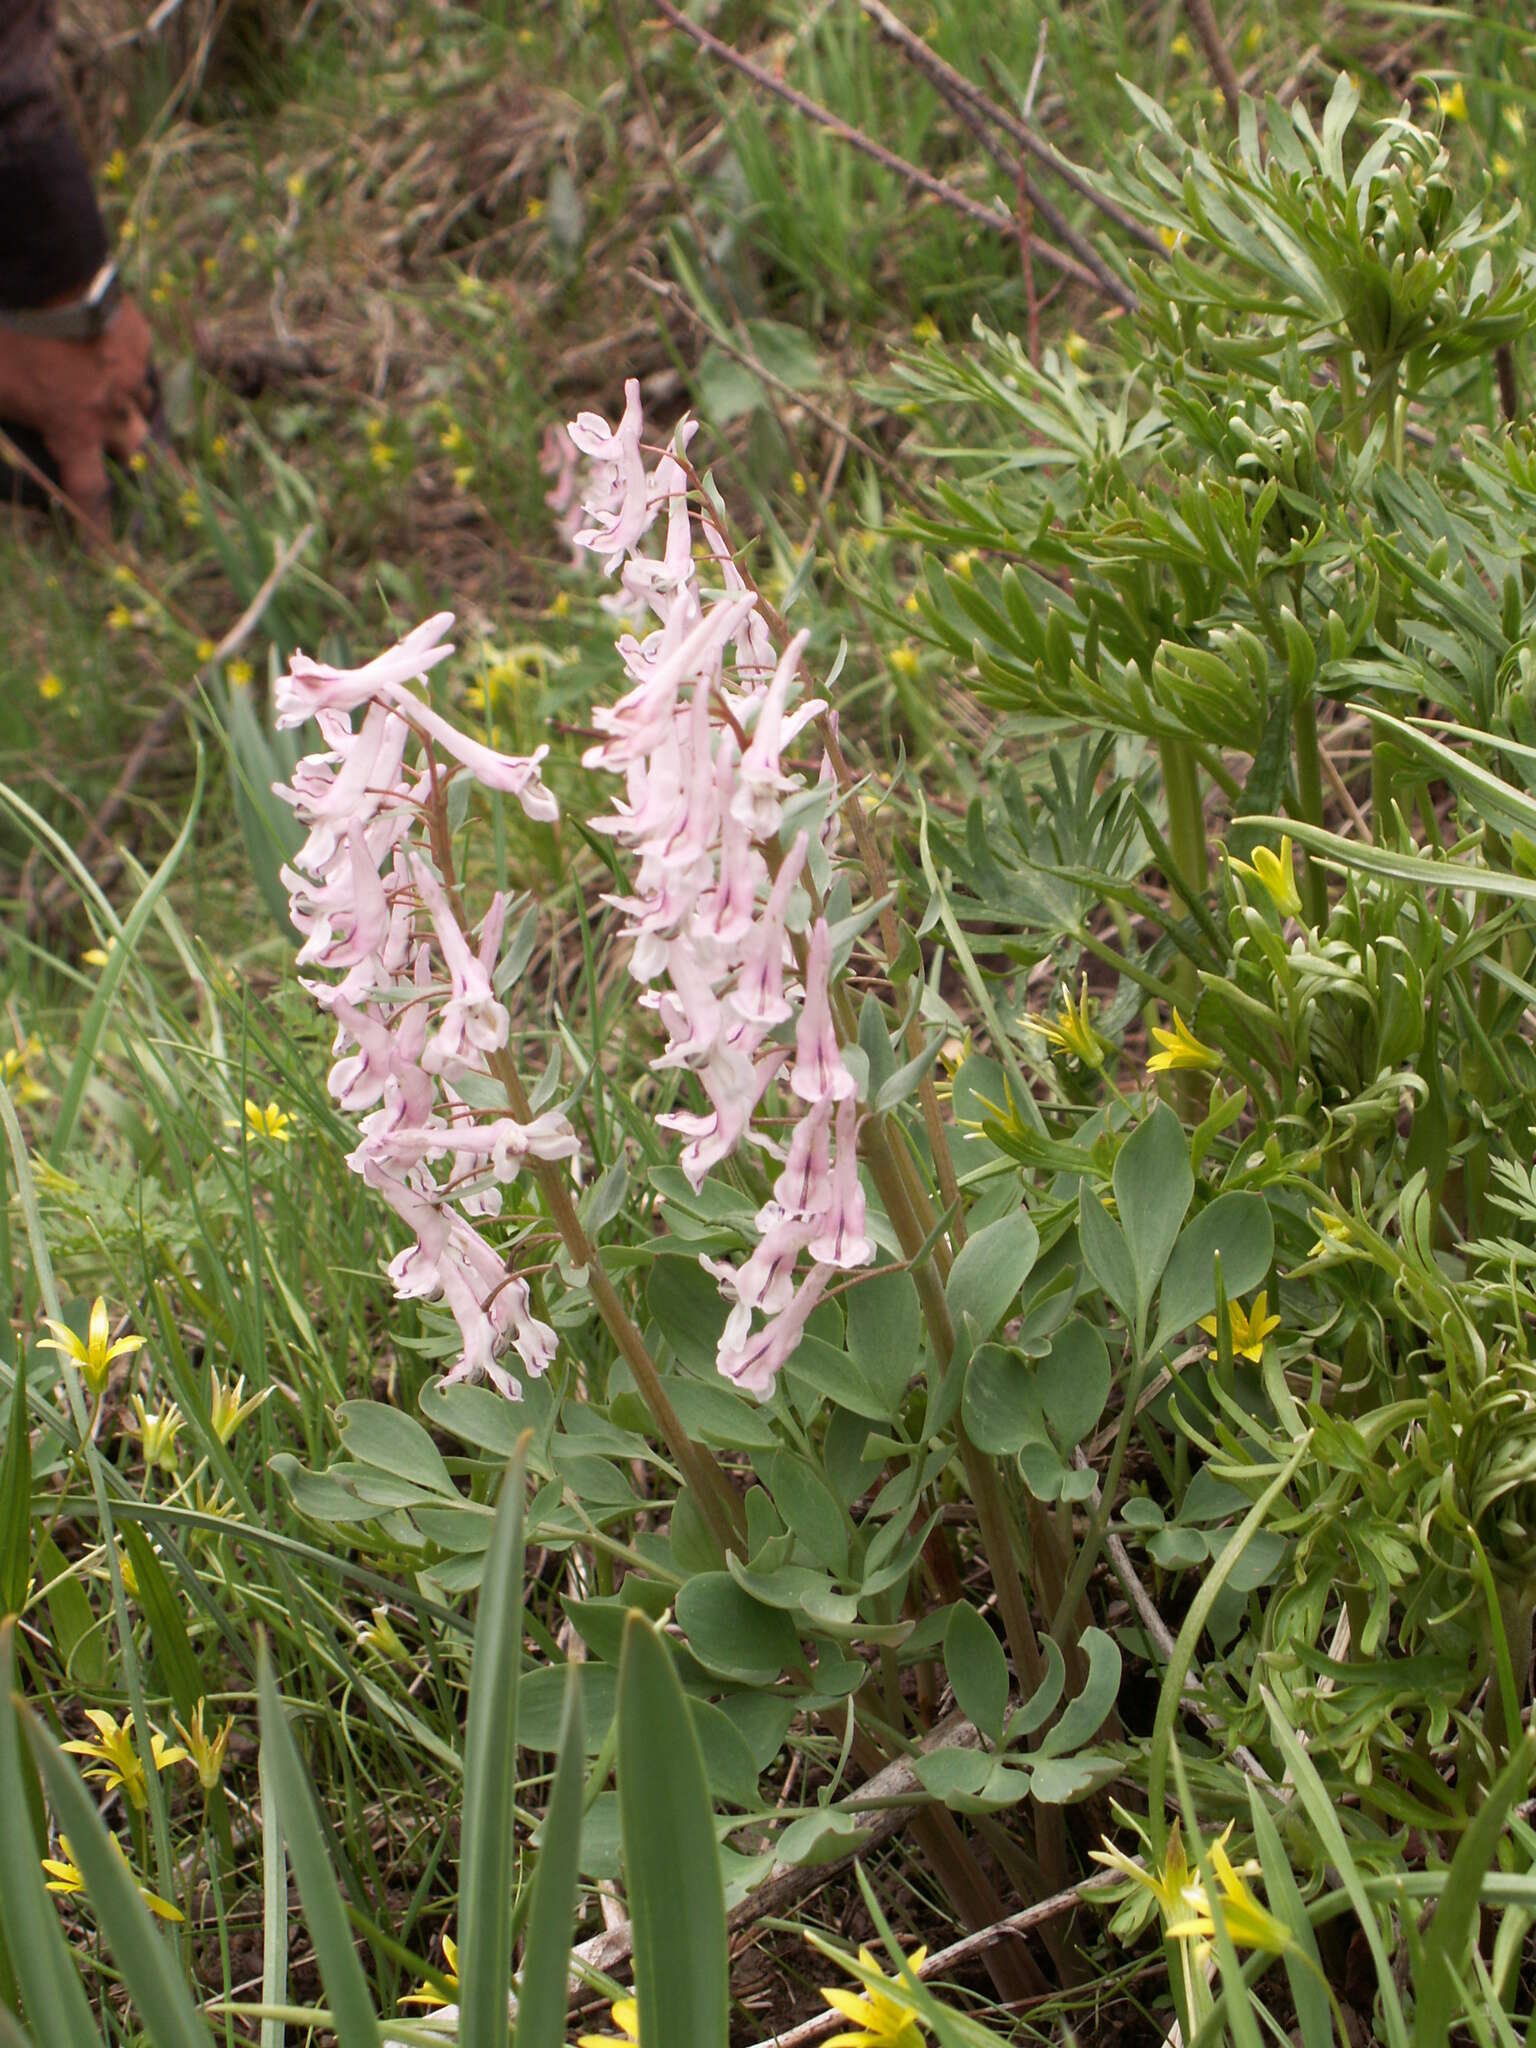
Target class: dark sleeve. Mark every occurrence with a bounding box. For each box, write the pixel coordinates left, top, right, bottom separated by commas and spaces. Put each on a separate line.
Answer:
0, 0, 109, 311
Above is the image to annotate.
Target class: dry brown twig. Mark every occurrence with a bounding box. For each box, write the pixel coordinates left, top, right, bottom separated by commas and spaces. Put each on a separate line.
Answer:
746, 1873, 1121, 2047
1180, 0, 1242, 122
859, 0, 1160, 264
649, 0, 1106, 299
627, 271, 898, 476
567, 1702, 997, 1983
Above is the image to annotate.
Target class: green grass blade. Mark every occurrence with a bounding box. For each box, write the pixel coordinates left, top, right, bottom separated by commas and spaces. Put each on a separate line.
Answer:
1246, 1782, 1332, 2048
617, 1609, 729, 2048
1261, 1686, 1409, 2048
259, 1743, 289, 2048
1415, 1728, 1536, 2048
119, 1522, 205, 1721
1169, 1740, 1262, 2048
0, 1625, 103, 2048
0, 1087, 178, 1913
256, 1638, 379, 2048
1146, 1438, 1309, 1857
457, 1440, 531, 2048
512, 1661, 584, 2048
0, 1357, 31, 1616
26, 1719, 207, 2048
1246, 815, 1536, 904
47, 740, 205, 1165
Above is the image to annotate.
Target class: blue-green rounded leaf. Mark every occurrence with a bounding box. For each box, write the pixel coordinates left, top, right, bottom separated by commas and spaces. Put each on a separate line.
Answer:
676, 1573, 801, 1684
1151, 1192, 1274, 1355
945, 1604, 1008, 1745
945, 1209, 1040, 1350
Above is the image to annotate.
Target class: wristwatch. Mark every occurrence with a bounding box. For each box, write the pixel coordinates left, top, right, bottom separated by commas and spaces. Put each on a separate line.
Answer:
0, 260, 123, 342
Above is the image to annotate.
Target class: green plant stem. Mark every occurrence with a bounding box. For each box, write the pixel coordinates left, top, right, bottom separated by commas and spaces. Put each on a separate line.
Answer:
1050, 1351, 1147, 1643
1337, 348, 1363, 453
821, 721, 969, 1249
1483, 1576, 1534, 1767
1289, 688, 1331, 926
847, 1724, 1051, 2002
1159, 736, 1210, 919
490, 1049, 744, 1555
859, 1116, 1072, 1911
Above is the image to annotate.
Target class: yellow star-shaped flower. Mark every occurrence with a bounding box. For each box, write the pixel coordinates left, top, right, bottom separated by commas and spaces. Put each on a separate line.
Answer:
577, 1996, 640, 2048
402, 1932, 460, 2011
1090, 1817, 1193, 1923
43, 1834, 182, 1922
1230, 836, 1303, 920
38, 1298, 147, 1398
1147, 1010, 1221, 1074
1199, 1291, 1281, 1364
62, 1710, 186, 1813
1028, 977, 1108, 1070
816, 1944, 929, 2048
1166, 1837, 1292, 1959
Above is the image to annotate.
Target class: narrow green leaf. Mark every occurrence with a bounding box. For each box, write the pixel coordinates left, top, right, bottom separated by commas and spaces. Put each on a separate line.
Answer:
514, 1664, 585, 2048
119, 1523, 204, 1722
458, 1442, 531, 2048
1147, 1441, 1309, 1857
1246, 1783, 1332, 2048
27, 1721, 206, 2048
1248, 816, 1536, 904
1364, 710, 1536, 842
49, 744, 204, 1164
259, 1743, 288, 2048
0, 1362, 32, 1616
35, 1534, 106, 1689
618, 1610, 729, 2048
1415, 1728, 1536, 2048
1170, 1742, 1263, 2048
256, 1641, 378, 2048
874, 1031, 946, 1114
1260, 1687, 1409, 2048
0, 1625, 102, 2048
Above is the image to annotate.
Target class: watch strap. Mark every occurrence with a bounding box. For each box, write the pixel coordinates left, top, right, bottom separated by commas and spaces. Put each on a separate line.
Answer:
0, 260, 122, 341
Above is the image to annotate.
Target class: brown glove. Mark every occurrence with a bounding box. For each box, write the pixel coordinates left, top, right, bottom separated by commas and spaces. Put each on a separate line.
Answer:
0, 292, 154, 528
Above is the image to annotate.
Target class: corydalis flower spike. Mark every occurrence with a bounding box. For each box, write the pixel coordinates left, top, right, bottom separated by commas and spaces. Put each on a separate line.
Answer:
563, 381, 869, 1396
272, 616, 572, 1399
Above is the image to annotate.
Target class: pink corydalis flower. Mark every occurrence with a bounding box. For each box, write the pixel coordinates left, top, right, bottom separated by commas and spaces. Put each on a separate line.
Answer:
411, 860, 511, 1075
274, 613, 457, 725
717, 1263, 832, 1399
276, 614, 558, 819
569, 379, 658, 567
791, 917, 856, 1105
808, 1095, 874, 1269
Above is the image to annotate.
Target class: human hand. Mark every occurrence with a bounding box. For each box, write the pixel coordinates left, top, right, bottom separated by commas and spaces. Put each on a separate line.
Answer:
0, 293, 155, 528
